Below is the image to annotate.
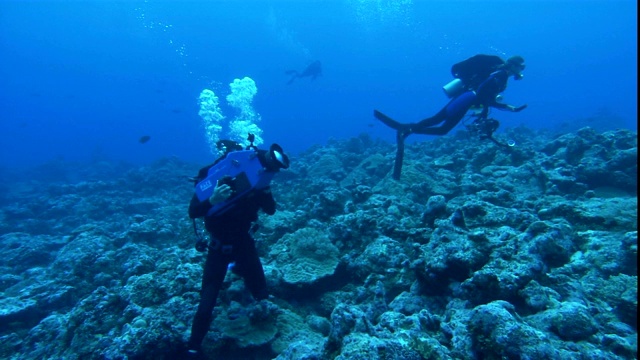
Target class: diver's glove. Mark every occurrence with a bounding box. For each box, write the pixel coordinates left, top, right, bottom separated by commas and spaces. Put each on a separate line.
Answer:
195, 239, 208, 252
509, 104, 528, 112
209, 183, 232, 205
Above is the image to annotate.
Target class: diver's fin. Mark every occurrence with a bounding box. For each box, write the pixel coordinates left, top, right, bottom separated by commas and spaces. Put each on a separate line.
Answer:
374, 110, 408, 179
285, 70, 299, 85
374, 110, 404, 130
286, 75, 298, 85
392, 130, 406, 180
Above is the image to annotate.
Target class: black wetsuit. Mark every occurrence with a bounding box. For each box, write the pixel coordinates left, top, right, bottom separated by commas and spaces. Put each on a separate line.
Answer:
373, 69, 517, 179
187, 184, 276, 350
409, 69, 511, 136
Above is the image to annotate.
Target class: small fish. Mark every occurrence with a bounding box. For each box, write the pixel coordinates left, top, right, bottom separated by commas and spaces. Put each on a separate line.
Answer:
171, 108, 182, 114
139, 135, 151, 144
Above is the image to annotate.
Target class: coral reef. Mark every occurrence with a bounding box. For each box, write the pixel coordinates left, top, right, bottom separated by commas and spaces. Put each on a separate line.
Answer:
0, 126, 636, 359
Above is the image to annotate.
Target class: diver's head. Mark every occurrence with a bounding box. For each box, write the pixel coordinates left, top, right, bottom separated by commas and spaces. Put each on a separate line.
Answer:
216, 140, 243, 155
505, 56, 525, 80
263, 143, 290, 171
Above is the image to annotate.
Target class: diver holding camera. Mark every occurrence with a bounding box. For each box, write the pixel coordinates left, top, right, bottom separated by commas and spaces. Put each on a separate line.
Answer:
185, 134, 289, 357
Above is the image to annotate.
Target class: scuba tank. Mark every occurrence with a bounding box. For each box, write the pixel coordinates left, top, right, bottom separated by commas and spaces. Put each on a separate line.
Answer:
443, 78, 465, 98
445, 54, 506, 98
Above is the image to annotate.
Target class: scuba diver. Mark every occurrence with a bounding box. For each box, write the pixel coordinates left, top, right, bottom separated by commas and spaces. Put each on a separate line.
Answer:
374, 55, 528, 179
285, 60, 322, 85
184, 134, 289, 358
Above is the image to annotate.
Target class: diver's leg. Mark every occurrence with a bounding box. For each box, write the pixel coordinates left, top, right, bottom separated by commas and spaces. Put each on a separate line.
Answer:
236, 235, 268, 300
414, 108, 448, 129
286, 71, 299, 85
414, 92, 476, 134
413, 93, 475, 136
413, 113, 464, 136
188, 248, 229, 350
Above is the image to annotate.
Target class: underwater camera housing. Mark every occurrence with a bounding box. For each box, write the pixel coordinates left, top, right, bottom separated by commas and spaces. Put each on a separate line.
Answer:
260, 143, 290, 172
194, 142, 289, 216
467, 117, 500, 140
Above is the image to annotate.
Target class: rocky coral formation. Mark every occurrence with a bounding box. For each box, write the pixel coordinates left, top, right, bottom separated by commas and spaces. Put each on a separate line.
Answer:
269, 227, 340, 288
0, 127, 637, 359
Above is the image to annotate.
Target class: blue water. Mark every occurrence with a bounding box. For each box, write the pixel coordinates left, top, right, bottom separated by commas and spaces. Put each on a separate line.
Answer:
0, 0, 636, 168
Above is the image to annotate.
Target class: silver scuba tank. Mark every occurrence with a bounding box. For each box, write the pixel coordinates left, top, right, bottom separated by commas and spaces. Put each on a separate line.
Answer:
443, 78, 465, 98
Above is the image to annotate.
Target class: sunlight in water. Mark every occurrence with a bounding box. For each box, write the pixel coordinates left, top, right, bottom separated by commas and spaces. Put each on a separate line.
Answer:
265, 7, 312, 59
350, 0, 414, 31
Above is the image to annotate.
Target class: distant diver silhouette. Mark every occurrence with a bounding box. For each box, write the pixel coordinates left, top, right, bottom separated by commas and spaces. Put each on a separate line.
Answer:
285, 60, 322, 85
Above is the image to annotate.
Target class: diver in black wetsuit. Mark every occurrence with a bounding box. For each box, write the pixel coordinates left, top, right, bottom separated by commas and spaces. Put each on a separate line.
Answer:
184, 143, 288, 358
285, 60, 322, 85
374, 55, 528, 179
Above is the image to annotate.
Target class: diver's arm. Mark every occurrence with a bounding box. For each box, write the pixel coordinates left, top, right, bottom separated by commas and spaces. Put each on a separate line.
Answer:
480, 71, 526, 112
188, 193, 212, 219
491, 101, 511, 111
510, 104, 528, 112
209, 184, 232, 205
490, 100, 527, 112
188, 184, 232, 218
257, 187, 277, 215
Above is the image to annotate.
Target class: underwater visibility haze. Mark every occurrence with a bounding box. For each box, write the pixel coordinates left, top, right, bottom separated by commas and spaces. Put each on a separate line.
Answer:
0, 1, 637, 359
0, 0, 637, 166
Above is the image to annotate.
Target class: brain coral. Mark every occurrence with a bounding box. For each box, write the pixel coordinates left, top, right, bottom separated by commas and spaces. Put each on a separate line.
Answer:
269, 227, 340, 286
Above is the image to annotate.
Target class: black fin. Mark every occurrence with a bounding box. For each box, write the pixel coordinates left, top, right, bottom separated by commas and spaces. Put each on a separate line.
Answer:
374, 110, 403, 130
393, 130, 406, 180
286, 75, 298, 85
374, 110, 409, 179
